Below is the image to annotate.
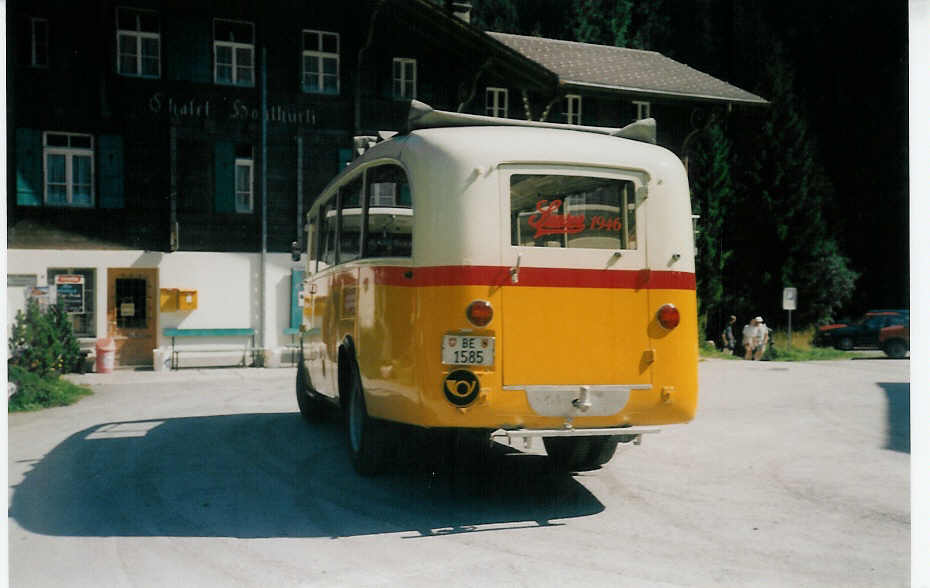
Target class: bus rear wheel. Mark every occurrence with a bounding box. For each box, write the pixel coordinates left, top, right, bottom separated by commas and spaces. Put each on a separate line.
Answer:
344, 363, 386, 476
543, 435, 619, 471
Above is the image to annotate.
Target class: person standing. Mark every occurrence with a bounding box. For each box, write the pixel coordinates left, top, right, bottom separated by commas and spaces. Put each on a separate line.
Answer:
721, 315, 737, 354
742, 316, 768, 360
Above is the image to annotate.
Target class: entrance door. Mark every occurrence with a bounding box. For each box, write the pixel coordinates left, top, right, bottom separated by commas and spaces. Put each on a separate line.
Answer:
107, 268, 158, 367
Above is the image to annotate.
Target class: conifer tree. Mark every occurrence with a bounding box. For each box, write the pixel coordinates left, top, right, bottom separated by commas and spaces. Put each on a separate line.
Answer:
734, 43, 857, 325
572, 0, 634, 47
689, 118, 734, 339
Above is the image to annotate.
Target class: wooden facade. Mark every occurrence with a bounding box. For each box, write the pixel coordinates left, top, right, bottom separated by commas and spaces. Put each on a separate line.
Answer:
7, 0, 560, 255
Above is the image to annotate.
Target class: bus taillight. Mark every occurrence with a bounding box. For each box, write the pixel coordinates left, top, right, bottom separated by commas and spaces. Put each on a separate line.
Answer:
466, 300, 493, 327
657, 304, 680, 330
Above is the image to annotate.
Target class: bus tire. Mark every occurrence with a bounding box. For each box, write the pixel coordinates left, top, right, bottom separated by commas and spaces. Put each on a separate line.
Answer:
543, 435, 618, 471
344, 362, 385, 476
296, 363, 326, 422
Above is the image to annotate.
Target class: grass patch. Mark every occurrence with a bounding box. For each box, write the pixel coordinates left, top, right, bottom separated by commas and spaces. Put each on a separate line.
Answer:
699, 341, 742, 360
766, 327, 853, 361
700, 327, 855, 362
8, 365, 93, 411
766, 345, 853, 361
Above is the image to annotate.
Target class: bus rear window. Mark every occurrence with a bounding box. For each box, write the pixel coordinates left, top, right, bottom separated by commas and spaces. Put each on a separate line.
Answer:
510, 174, 637, 250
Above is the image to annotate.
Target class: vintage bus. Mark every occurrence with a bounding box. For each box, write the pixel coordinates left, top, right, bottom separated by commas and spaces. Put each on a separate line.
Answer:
296, 101, 698, 475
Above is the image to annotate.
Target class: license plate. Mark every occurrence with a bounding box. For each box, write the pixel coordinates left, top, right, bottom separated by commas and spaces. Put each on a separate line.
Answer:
442, 335, 495, 366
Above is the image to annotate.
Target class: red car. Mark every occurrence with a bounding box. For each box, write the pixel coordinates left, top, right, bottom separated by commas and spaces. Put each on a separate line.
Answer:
813, 309, 909, 353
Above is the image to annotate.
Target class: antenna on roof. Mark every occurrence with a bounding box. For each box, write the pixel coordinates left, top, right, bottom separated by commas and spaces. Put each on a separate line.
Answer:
405, 100, 656, 144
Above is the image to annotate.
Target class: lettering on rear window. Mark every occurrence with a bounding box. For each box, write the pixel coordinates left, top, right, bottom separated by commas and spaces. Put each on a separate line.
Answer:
510, 174, 638, 250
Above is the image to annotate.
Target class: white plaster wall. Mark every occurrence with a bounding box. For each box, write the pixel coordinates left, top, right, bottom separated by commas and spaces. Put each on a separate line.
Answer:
7, 249, 305, 359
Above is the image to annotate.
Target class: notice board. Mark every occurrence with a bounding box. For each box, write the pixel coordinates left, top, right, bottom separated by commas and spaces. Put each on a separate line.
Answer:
55, 274, 85, 314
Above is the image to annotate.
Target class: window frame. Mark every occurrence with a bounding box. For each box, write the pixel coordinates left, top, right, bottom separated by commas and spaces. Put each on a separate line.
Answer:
302, 29, 340, 94
115, 7, 160, 78
311, 161, 414, 273
234, 151, 254, 214
43, 132, 95, 208
213, 18, 255, 87
392, 57, 417, 100
634, 100, 651, 120
564, 94, 582, 125
485, 87, 509, 118
47, 268, 97, 338
500, 164, 648, 270
29, 17, 49, 68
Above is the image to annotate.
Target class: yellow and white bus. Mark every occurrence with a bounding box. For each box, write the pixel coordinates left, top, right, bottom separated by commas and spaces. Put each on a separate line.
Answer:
296, 101, 698, 475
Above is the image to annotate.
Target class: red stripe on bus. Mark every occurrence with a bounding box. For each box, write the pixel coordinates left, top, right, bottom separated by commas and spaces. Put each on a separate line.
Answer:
371, 266, 696, 290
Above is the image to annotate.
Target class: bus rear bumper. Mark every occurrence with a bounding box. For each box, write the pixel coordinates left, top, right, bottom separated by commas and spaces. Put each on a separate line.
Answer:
491, 425, 660, 444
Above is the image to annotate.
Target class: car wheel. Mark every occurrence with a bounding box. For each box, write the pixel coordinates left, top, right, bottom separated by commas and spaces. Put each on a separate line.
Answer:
543, 435, 619, 471
344, 361, 386, 476
883, 339, 908, 359
835, 336, 854, 351
296, 363, 327, 422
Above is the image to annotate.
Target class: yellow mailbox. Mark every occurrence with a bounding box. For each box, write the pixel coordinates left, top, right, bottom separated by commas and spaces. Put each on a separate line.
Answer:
178, 289, 198, 310
160, 288, 179, 312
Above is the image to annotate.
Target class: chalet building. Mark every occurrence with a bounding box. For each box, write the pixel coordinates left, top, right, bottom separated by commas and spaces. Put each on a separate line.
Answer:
6, 0, 763, 370
485, 32, 767, 162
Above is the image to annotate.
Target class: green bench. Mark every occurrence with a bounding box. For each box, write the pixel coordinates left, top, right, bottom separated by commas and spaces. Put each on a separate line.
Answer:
163, 328, 256, 370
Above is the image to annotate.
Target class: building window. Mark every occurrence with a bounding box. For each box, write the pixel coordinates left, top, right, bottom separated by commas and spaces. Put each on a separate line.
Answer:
302, 30, 339, 94
47, 268, 96, 337
116, 7, 160, 77
393, 58, 416, 99
634, 100, 651, 120
214, 19, 254, 86
235, 145, 254, 213
564, 94, 582, 125
485, 87, 508, 118
27, 17, 49, 67
44, 132, 94, 208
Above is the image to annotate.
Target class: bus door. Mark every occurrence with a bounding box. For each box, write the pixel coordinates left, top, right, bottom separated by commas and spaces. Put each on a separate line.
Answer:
306, 198, 337, 399
330, 173, 364, 380
500, 168, 652, 390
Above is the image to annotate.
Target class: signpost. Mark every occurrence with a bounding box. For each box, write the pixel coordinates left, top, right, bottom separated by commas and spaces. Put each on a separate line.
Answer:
783, 287, 798, 348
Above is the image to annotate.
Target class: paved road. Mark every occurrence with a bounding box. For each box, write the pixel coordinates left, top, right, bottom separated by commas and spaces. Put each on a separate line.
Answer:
8, 358, 910, 587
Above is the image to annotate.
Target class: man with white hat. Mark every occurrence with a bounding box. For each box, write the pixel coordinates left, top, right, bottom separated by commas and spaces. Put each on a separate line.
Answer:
742, 316, 769, 360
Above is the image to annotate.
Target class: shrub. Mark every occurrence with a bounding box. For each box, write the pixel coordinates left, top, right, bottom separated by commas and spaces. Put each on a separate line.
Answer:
8, 364, 92, 411
8, 299, 83, 376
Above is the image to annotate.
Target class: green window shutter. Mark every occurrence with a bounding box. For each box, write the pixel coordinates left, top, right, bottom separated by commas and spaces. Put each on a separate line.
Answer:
166, 18, 211, 83
290, 269, 305, 329
214, 140, 235, 213
16, 128, 42, 206
338, 148, 352, 173
98, 135, 125, 208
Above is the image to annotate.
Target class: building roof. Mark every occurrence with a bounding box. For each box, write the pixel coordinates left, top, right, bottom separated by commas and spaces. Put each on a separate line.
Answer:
488, 32, 767, 105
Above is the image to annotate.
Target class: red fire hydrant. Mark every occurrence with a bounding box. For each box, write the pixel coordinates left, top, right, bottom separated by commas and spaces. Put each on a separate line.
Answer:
95, 337, 115, 374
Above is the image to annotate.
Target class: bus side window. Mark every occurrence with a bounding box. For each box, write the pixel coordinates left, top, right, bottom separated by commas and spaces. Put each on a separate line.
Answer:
320, 197, 337, 268
339, 174, 364, 263
365, 164, 413, 258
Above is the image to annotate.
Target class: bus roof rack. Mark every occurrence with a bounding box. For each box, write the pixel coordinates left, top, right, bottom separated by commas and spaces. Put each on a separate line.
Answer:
405, 100, 656, 144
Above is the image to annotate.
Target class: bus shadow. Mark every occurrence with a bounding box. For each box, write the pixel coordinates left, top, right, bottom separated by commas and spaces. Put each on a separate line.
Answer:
879, 382, 910, 453
9, 413, 604, 539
